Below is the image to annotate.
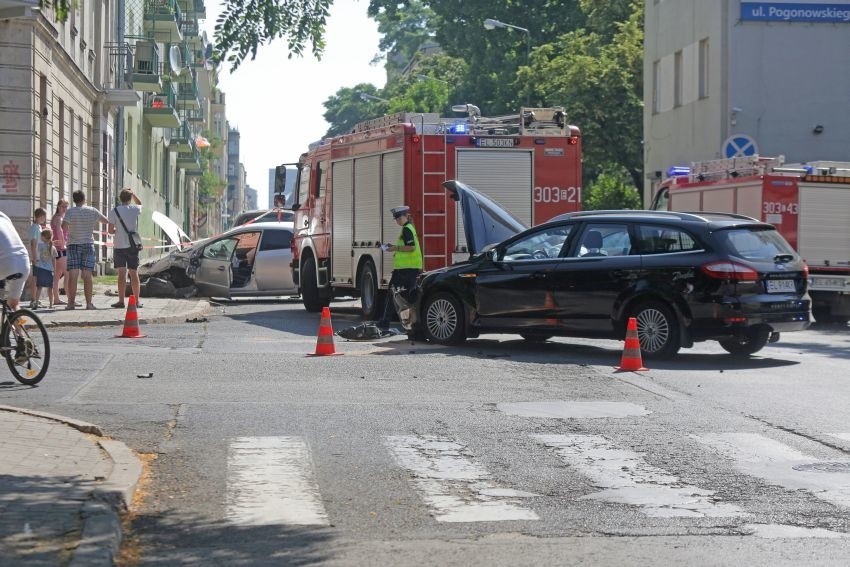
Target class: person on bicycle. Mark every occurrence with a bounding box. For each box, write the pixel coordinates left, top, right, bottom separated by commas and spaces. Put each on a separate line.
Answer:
0, 210, 31, 311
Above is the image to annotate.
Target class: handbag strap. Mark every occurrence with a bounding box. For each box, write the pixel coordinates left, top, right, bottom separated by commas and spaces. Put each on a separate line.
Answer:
113, 207, 133, 236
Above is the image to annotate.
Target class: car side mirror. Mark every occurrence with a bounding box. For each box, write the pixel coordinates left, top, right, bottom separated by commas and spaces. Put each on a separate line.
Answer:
488, 248, 501, 263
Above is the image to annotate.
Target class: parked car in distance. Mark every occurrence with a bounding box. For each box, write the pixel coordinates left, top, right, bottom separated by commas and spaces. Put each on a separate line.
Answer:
140, 221, 297, 299
412, 180, 812, 359
233, 208, 294, 227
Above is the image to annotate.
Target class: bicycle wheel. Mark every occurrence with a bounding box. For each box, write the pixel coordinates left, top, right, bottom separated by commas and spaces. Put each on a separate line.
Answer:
2, 308, 50, 385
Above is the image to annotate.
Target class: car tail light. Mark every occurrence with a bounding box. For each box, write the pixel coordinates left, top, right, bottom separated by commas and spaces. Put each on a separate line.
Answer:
802, 262, 809, 278
700, 261, 759, 281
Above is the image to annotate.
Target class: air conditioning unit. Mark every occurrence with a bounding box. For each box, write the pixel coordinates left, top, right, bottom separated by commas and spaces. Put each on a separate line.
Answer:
134, 40, 159, 75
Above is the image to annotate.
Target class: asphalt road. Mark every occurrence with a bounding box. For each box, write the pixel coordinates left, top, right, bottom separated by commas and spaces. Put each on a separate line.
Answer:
3, 299, 850, 566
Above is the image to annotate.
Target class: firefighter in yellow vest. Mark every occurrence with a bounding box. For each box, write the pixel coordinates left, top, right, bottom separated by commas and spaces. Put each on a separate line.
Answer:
377, 205, 423, 330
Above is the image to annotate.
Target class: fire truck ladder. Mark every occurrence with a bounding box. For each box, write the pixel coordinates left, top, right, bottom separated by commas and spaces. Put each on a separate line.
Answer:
421, 123, 449, 270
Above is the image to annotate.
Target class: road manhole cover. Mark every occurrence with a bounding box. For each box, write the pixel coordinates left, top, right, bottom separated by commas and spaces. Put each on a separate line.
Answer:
792, 462, 850, 473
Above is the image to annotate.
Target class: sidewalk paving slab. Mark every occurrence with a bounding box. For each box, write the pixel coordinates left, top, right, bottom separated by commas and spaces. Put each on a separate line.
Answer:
0, 405, 141, 566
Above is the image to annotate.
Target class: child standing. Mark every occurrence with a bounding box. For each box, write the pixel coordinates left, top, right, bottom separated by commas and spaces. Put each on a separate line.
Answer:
33, 228, 57, 309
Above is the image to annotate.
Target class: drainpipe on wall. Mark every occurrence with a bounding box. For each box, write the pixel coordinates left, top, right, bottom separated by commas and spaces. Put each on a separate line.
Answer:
115, 0, 126, 192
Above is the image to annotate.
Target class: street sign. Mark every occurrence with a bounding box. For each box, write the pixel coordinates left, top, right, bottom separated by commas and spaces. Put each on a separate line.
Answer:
722, 134, 758, 158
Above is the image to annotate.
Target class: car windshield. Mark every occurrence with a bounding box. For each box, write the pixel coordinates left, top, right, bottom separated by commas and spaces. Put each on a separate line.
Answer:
717, 227, 794, 260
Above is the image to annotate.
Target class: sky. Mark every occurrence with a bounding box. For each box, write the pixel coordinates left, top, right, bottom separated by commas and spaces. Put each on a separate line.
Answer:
203, 1, 386, 206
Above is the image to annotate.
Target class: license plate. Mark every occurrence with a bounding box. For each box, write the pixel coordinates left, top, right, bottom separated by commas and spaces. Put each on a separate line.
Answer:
766, 279, 796, 293
809, 277, 846, 290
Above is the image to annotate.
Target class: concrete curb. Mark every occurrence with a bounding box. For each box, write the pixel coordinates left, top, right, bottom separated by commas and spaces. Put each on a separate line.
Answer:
0, 406, 142, 566
40, 300, 212, 329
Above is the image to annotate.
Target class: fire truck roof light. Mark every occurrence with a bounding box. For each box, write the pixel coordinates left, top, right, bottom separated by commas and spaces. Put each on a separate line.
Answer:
668, 166, 690, 177
448, 123, 467, 134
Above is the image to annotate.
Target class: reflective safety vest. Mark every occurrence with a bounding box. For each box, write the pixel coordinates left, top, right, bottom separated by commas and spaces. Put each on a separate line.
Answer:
394, 222, 423, 270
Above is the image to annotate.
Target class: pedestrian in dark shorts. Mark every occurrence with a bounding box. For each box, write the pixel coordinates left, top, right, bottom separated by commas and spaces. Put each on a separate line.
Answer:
63, 190, 112, 310
108, 188, 143, 308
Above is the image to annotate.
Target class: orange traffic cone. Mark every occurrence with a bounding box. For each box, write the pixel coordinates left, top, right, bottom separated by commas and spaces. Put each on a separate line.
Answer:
116, 295, 146, 338
544, 291, 558, 326
307, 306, 342, 356
615, 317, 647, 371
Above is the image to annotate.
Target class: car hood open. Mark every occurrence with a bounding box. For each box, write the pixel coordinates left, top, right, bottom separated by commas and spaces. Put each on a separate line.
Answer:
152, 210, 192, 250
443, 180, 527, 255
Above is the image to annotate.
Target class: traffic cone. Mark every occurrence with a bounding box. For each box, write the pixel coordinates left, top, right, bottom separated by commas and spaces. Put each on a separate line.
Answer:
116, 295, 146, 338
544, 291, 558, 326
615, 317, 647, 371
307, 306, 342, 356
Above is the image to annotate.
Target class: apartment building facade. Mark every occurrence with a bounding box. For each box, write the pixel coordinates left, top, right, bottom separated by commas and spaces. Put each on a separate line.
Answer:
0, 0, 230, 268
643, 0, 850, 203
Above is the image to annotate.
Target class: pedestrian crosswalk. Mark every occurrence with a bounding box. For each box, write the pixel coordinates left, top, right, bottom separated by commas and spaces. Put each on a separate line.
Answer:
221, 429, 850, 536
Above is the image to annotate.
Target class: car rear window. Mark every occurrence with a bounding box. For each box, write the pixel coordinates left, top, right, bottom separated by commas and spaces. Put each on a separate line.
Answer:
717, 227, 794, 260
637, 225, 701, 254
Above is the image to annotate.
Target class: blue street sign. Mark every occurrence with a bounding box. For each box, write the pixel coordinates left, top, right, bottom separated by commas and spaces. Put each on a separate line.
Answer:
741, 3, 850, 23
723, 135, 759, 158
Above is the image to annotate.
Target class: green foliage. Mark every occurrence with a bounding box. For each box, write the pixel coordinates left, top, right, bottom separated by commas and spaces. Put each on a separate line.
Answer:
39, 0, 74, 21
213, 0, 332, 72
530, 0, 644, 191
368, 1, 437, 79
582, 166, 642, 211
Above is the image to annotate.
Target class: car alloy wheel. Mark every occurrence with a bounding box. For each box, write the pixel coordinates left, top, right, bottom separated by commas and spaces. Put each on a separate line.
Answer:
632, 300, 680, 359
423, 293, 465, 345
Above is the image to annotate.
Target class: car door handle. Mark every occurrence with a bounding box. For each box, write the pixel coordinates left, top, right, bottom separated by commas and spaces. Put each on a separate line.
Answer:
218, 266, 226, 271
531, 272, 548, 279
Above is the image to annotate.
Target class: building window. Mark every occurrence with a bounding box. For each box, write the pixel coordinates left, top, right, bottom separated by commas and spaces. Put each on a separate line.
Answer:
652, 60, 660, 114
69, 108, 76, 192
58, 99, 65, 193
673, 50, 682, 108
699, 39, 709, 99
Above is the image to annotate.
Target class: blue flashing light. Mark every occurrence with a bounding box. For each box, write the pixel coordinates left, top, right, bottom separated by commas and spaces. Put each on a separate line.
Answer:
448, 123, 467, 134
802, 165, 814, 174
667, 166, 690, 177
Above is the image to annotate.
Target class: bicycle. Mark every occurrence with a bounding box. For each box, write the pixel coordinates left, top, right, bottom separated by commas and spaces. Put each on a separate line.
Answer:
0, 273, 50, 385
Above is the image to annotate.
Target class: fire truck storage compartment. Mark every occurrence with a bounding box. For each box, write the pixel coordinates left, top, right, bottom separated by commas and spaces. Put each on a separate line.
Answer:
798, 183, 850, 268
454, 150, 533, 253
353, 155, 381, 288
332, 160, 354, 284
381, 151, 404, 283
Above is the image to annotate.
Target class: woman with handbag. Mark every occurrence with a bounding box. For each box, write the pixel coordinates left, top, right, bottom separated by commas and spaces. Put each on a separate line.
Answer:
107, 188, 143, 309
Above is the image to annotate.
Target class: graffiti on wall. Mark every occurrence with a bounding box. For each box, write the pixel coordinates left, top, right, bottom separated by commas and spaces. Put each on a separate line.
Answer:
2, 160, 21, 193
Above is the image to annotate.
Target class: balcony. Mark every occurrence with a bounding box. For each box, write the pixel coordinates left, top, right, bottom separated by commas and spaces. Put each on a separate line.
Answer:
185, 108, 205, 124
171, 122, 195, 153
102, 42, 141, 106
176, 0, 206, 19
143, 0, 183, 43
131, 40, 163, 92
177, 146, 201, 170
144, 82, 180, 128
181, 17, 203, 47
176, 77, 200, 111
192, 50, 213, 97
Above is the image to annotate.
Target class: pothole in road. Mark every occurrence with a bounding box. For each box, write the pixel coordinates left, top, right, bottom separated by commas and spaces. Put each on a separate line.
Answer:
497, 400, 651, 419
792, 462, 850, 473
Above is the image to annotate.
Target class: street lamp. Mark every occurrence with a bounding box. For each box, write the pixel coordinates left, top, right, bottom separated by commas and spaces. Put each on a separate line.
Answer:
483, 17, 531, 106
359, 92, 390, 103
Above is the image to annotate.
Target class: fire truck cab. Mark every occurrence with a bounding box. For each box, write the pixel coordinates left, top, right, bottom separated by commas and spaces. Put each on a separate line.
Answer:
279, 105, 582, 318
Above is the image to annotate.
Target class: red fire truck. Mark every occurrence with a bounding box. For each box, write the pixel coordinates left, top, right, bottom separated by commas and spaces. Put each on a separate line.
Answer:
278, 105, 582, 317
651, 155, 850, 323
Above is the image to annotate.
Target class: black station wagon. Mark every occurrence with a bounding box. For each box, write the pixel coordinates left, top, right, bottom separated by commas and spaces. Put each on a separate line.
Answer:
412, 181, 812, 359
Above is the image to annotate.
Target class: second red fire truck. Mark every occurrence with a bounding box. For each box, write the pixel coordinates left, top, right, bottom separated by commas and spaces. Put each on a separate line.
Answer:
651, 155, 850, 324
278, 105, 583, 318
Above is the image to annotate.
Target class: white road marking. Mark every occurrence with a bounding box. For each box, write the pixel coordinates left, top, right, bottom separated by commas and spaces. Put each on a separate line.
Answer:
226, 436, 329, 526
535, 434, 744, 518
498, 400, 650, 419
385, 435, 539, 522
746, 524, 848, 539
695, 433, 850, 509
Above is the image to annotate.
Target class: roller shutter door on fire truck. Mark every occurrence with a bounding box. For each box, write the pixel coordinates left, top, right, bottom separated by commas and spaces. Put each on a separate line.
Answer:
332, 160, 354, 283
455, 150, 533, 251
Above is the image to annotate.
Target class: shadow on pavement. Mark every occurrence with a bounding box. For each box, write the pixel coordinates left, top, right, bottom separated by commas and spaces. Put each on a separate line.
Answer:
0, 474, 94, 564
126, 512, 334, 566
368, 336, 802, 371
